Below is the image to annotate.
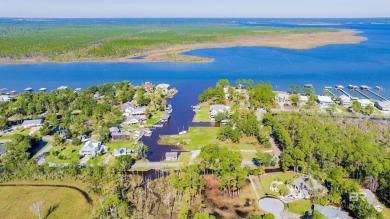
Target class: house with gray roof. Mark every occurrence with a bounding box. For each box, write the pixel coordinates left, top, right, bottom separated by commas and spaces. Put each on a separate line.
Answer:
166, 152, 178, 161
155, 83, 170, 93
0, 95, 12, 102
317, 96, 334, 106
375, 101, 390, 111
111, 131, 132, 141
21, 119, 43, 128
79, 140, 106, 156
313, 204, 348, 219
210, 105, 230, 118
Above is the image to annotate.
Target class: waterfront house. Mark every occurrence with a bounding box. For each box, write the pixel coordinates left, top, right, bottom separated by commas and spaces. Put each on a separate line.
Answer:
155, 83, 170, 93
121, 102, 136, 112
0, 95, 12, 102
299, 95, 308, 104
313, 204, 348, 219
357, 99, 373, 107
210, 105, 230, 118
375, 101, 390, 111
317, 96, 334, 106
109, 127, 120, 133
21, 119, 43, 128
339, 94, 352, 107
79, 140, 106, 156
360, 189, 383, 212
94, 92, 102, 100
275, 93, 290, 102
129, 107, 146, 116
165, 152, 178, 161
113, 148, 133, 157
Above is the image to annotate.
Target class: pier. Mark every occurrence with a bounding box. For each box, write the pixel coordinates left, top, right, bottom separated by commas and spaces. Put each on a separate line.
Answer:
367, 89, 388, 101
335, 87, 352, 98
323, 88, 335, 96
354, 89, 372, 100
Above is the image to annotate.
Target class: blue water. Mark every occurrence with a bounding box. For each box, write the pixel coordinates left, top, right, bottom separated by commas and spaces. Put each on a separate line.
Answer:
1, 18, 390, 161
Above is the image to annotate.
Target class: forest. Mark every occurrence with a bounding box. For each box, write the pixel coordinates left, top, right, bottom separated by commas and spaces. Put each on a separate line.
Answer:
0, 19, 331, 61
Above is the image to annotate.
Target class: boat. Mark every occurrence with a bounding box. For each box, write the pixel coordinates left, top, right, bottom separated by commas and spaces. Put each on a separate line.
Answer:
324, 86, 332, 90
304, 84, 313, 88
24, 87, 33, 92
360, 85, 370, 90
179, 130, 187, 135
57, 86, 68, 90
144, 129, 153, 137
375, 86, 383, 91
166, 104, 173, 113
335, 85, 344, 90
39, 88, 46, 92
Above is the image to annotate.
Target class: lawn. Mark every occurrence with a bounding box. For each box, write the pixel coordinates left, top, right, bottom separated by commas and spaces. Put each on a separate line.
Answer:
287, 199, 312, 215
45, 145, 81, 164
0, 180, 94, 219
255, 172, 297, 197
382, 207, 390, 219
105, 140, 137, 151
193, 102, 211, 122
146, 110, 167, 125
159, 127, 264, 150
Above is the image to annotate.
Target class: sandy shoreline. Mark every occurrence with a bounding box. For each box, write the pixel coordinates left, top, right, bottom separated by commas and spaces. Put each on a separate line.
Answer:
0, 29, 366, 65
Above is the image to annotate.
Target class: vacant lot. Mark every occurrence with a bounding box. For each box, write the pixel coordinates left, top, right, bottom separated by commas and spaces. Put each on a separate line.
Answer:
159, 127, 265, 150
0, 180, 94, 219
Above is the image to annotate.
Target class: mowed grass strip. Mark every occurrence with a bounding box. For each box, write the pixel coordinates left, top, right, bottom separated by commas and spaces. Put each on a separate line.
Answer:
0, 181, 93, 219
286, 199, 312, 215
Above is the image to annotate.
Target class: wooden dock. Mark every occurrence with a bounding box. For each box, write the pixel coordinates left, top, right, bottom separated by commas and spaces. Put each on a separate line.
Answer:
354, 89, 372, 100
367, 89, 388, 101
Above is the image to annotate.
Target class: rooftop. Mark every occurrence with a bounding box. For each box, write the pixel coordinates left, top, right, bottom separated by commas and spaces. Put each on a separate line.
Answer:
313, 204, 348, 219
166, 152, 178, 157
21, 119, 43, 126
317, 95, 333, 102
375, 101, 390, 108
357, 99, 373, 104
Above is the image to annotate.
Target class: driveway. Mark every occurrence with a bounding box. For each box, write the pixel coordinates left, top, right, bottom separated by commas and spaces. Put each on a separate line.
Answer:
35, 144, 53, 165
269, 137, 282, 161
258, 198, 284, 219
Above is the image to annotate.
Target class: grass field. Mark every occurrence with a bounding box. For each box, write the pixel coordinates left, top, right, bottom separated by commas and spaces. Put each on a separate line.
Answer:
287, 199, 312, 215
45, 145, 81, 164
0, 180, 94, 219
159, 127, 264, 150
193, 102, 211, 122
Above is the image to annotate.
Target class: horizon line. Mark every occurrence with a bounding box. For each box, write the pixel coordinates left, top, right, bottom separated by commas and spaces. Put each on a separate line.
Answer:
1, 17, 390, 19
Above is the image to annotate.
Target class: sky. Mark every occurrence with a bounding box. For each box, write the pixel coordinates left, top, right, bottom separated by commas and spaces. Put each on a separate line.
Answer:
0, 0, 389, 18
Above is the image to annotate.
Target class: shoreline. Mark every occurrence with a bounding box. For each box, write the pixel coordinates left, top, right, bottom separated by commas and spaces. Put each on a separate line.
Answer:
0, 29, 366, 65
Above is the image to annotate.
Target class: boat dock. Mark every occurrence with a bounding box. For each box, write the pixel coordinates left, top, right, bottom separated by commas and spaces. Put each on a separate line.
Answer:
367, 89, 388, 101
323, 88, 335, 96
353, 89, 372, 100
335, 86, 352, 98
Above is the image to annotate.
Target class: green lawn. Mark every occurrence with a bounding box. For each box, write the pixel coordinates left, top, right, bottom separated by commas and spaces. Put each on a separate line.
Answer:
382, 207, 390, 219
105, 140, 137, 151
159, 127, 264, 150
193, 103, 211, 122
256, 172, 297, 197
146, 110, 168, 125
287, 199, 312, 215
0, 180, 94, 219
45, 145, 81, 164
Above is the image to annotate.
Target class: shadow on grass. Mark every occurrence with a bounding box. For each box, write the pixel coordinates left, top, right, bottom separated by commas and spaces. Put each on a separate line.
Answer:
44, 203, 59, 219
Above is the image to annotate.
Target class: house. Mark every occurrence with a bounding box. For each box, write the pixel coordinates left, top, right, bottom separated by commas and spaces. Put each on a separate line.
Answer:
79, 140, 106, 156
317, 96, 334, 106
375, 101, 390, 111
57, 86, 68, 90
210, 105, 230, 118
74, 88, 82, 94
299, 95, 309, 104
313, 204, 348, 219
155, 83, 170, 93
293, 177, 325, 199
111, 131, 132, 141
275, 93, 290, 102
166, 152, 178, 161
113, 148, 133, 157
0, 95, 12, 102
121, 102, 135, 112
357, 99, 373, 107
123, 118, 140, 126
109, 127, 120, 133
129, 107, 146, 116
21, 119, 43, 128
360, 189, 383, 212
94, 92, 102, 100
339, 94, 352, 107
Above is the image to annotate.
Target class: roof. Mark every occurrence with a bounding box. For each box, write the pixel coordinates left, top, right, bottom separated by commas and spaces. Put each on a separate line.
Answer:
299, 96, 308, 101
21, 119, 43, 126
276, 93, 290, 99
129, 107, 146, 114
357, 99, 373, 104
121, 102, 135, 111
109, 127, 120, 133
111, 131, 131, 136
317, 96, 333, 103
81, 140, 100, 150
156, 83, 170, 90
313, 204, 348, 219
166, 152, 178, 157
375, 101, 390, 108
210, 105, 230, 112
162, 114, 170, 120
360, 189, 381, 207
0, 95, 12, 101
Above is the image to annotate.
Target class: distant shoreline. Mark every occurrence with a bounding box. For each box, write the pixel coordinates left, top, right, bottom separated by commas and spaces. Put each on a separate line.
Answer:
0, 29, 366, 65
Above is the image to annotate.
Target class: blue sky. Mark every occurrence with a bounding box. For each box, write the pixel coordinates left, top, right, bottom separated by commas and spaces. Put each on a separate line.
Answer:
1, 0, 389, 18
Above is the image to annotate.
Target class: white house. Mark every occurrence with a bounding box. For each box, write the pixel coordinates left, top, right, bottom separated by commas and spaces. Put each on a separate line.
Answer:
357, 99, 373, 107
0, 95, 12, 102
79, 140, 106, 156
299, 95, 308, 104
165, 152, 178, 161
123, 118, 140, 126
21, 119, 43, 128
375, 101, 390, 111
339, 94, 352, 107
275, 93, 290, 102
210, 105, 230, 118
317, 95, 334, 106
155, 83, 170, 93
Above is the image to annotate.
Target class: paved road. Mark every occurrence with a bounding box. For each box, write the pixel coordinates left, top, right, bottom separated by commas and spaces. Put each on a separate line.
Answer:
269, 137, 282, 161
35, 144, 53, 165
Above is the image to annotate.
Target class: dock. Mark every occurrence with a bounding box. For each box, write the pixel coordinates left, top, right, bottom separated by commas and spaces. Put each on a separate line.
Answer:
354, 89, 372, 100
323, 88, 335, 96
335, 87, 352, 98
367, 89, 388, 101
